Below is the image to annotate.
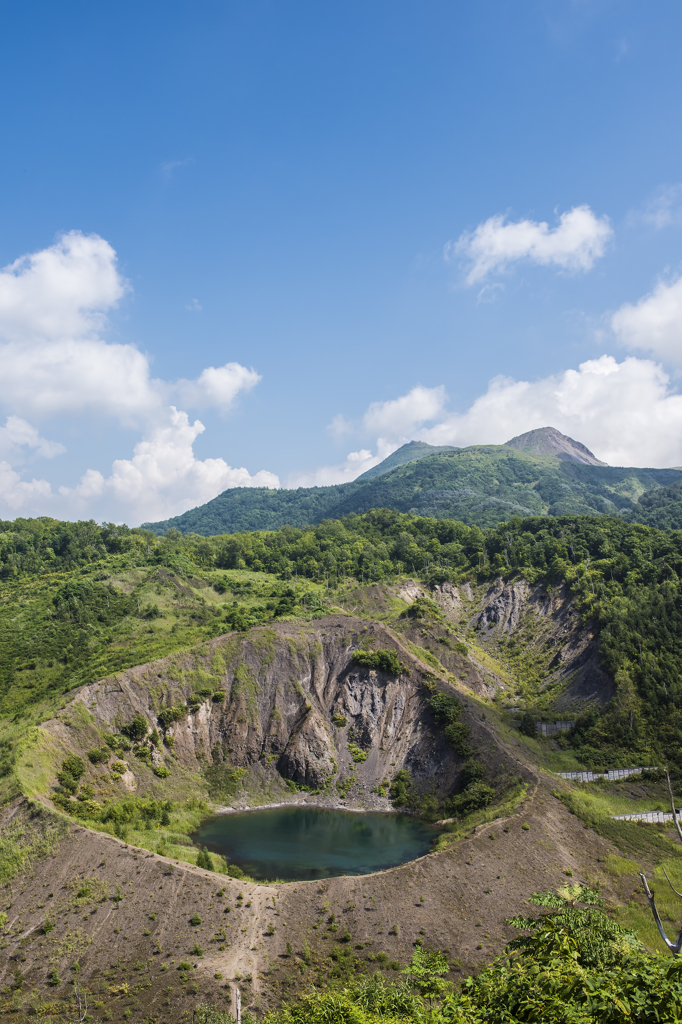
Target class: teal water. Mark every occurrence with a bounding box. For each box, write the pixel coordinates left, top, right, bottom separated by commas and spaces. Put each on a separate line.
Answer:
192, 806, 434, 881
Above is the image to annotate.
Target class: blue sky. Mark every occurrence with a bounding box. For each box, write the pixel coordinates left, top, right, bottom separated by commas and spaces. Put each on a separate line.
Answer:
2, 1, 682, 524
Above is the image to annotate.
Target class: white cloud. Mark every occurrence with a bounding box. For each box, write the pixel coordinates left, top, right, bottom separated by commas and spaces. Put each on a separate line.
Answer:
419, 355, 682, 468
611, 275, 682, 364
174, 363, 261, 413
0, 462, 53, 512
60, 408, 280, 523
363, 384, 447, 436
0, 232, 276, 522
0, 231, 126, 341
0, 416, 65, 462
293, 386, 448, 487
286, 439, 398, 488
450, 205, 612, 285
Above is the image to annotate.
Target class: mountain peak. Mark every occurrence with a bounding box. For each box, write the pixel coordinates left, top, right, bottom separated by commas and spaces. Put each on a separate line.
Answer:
355, 441, 459, 481
504, 426, 607, 466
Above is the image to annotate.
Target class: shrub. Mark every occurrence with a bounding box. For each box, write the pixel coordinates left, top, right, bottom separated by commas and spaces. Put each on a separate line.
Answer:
58, 754, 85, 784
353, 649, 405, 675
178, 962, 191, 971
519, 711, 537, 737
190, 913, 202, 926
228, 864, 246, 879
332, 713, 348, 727
389, 770, 413, 807
192, 941, 204, 956
111, 760, 127, 774
47, 967, 61, 987
157, 706, 187, 729
121, 713, 148, 741
153, 765, 171, 778
197, 847, 213, 871
87, 748, 109, 764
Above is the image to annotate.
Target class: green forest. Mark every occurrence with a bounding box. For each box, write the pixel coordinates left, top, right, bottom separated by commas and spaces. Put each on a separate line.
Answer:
2, 509, 682, 768
142, 444, 682, 536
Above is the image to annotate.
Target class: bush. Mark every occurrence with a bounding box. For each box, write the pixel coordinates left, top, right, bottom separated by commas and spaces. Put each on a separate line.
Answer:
389, 770, 413, 807
192, 941, 204, 957
157, 706, 187, 729
190, 913, 202, 926
353, 649, 405, 675
121, 714, 149, 741
444, 720, 471, 755
153, 765, 171, 778
197, 847, 213, 871
228, 864, 246, 879
60, 755, 86, 781
87, 748, 109, 764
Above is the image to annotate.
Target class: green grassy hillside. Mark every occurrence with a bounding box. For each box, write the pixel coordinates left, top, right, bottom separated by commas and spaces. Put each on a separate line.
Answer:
142, 445, 682, 536
3, 510, 682, 770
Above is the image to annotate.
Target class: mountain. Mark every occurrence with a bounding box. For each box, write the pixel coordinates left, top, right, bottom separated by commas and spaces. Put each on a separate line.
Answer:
356, 439, 459, 479
143, 433, 682, 536
504, 425, 607, 466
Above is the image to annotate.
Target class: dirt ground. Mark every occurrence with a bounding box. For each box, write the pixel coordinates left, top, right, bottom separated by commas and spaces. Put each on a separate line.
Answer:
0, 763, 651, 1023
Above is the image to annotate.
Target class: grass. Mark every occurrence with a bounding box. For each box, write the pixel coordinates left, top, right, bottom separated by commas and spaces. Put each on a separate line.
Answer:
0, 558, 331, 720
434, 781, 529, 849
555, 778, 672, 819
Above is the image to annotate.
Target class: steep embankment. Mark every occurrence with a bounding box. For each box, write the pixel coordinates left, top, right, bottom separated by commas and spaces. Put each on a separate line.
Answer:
33, 615, 527, 817
338, 577, 612, 713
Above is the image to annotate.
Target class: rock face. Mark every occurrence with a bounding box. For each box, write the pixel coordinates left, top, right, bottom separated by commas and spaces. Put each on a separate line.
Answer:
504, 426, 607, 466
471, 579, 614, 709
43, 616, 521, 809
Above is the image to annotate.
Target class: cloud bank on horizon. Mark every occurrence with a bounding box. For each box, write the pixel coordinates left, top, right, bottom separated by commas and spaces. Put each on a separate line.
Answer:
2, 213, 682, 524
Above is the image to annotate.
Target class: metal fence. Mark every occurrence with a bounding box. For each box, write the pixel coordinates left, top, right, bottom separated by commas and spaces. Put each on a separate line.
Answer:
612, 810, 680, 823
557, 767, 659, 783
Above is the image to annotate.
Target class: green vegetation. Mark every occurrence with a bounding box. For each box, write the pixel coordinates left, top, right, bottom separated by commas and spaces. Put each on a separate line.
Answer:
352, 648, 405, 674
142, 443, 682, 536
261, 886, 682, 1023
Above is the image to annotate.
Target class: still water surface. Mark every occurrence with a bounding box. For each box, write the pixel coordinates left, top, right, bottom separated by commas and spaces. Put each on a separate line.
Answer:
193, 806, 434, 881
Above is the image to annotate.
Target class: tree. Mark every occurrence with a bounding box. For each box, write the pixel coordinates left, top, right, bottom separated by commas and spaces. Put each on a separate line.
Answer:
197, 847, 213, 871
401, 946, 451, 1005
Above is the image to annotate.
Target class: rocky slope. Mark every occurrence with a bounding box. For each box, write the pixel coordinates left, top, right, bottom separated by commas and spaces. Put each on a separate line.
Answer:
37, 615, 527, 817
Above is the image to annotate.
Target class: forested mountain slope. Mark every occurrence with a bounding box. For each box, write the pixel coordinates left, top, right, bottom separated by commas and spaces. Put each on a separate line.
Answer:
143, 443, 682, 535
3, 509, 682, 767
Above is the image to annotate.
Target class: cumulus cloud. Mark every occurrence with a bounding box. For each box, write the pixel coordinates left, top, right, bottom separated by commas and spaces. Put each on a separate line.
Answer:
0, 231, 126, 341
286, 440, 399, 488
0, 232, 275, 522
290, 386, 448, 487
174, 363, 261, 412
419, 355, 682, 468
0, 416, 65, 462
363, 384, 447, 436
450, 205, 612, 285
611, 275, 682, 364
60, 408, 280, 522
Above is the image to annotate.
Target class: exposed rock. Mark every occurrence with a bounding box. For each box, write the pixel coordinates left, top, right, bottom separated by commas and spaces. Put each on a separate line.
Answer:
504, 425, 607, 466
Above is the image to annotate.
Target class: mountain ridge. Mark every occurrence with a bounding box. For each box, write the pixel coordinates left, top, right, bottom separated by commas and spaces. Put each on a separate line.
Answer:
143, 430, 682, 535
